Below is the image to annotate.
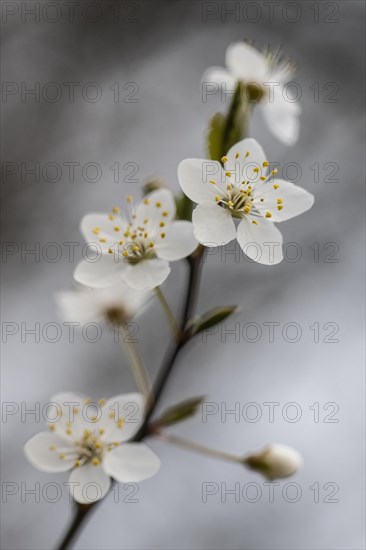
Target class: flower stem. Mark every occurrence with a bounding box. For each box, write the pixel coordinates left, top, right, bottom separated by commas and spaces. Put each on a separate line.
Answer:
56, 247, 205, 550
154, 286, 181, 340
155, 430, 242, 465
119, 325, 152, 405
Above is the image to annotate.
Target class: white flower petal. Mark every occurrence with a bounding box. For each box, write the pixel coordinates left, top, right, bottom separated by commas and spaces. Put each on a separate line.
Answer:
134, 189, 176, 232
253, 179, 314, 222
74, 255, 123, 288
178, 159, 225, 205
80, 213, 127, 253
103, 443, 160, 483
155, 221, 198, 261
202, 66, 236, 88
99, 393, 145, 444
192, 202, 236, 247
261, 86, 301, 145
55, 291, 104, 324
226, 42, 268, 83
122, 259, 170, 290
68, 464, 111, 504
24, 432, 76, 472
237, 216, 283, 265
225, 138, 267, 183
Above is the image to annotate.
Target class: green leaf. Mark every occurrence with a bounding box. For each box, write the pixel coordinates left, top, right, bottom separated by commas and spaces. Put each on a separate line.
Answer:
191, 306, 238, 335
175, 193, 193, 221
207, 112, 226, 162
206, 82, 251, 162
155, 396, 206, 427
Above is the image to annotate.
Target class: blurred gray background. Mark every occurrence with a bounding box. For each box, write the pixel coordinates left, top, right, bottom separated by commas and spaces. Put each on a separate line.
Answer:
1, 1, 365, 548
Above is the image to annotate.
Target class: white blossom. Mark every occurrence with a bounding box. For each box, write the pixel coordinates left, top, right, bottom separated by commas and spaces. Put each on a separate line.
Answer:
74, 189, 198, 290
24, 392, 160, 504
178, 138, 314, 265
204, 41, 301, 145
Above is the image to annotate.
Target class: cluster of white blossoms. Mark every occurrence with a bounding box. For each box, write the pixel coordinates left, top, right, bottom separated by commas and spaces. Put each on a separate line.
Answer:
25, 393, 160, 504
24, 41, 309, 508
178, 138, 314, 264
204, 41, 301, 145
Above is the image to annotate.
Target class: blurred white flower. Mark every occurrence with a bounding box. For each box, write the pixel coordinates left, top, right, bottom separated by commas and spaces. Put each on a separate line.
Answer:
245, 443, 303, 480
24, 392, 160, 504
55, 282, 150, 326
178, 137, 314, 265
204, 41, 301, 145
74, 189, 198, 290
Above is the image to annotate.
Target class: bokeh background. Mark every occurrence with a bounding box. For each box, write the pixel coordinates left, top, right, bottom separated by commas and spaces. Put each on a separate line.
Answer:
1, 1, 365, 548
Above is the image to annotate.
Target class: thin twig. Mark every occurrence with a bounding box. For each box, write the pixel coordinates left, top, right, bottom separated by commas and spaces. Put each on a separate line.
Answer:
55, 247, 204, 550
155, 430, 242, 464
154, 286, 181, 340
119, 325, 152, 405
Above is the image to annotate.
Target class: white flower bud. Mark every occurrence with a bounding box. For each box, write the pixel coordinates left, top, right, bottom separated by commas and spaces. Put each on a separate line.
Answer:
245, 444, 303, 480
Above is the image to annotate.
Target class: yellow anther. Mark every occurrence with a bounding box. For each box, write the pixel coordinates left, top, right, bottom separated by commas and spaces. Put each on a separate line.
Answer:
99, 428, 105, 435
162, 211, 169, 217
49, 445, 56, 451
209, 180, 216, 185
95, 442, 102, 449
277, 205, 283, 211
215, 195, 221, 202
277, 198, 283, 204
227, 200, 234, 207
143, 198, 150, 205
260, 198, 264, 202
244, 204, 252, 214
117, 419, 124, 429
66, 428, 72, 435
108, 248, 113, 254
126, 195, 133, 203
272, 169, 278, 175
273, 184, 279, 190
112, 207, 120, 213
252, 220, 258, 225
73, 407, 80, 414
155, 201, 162, 208
118, 240, 124, 245
75, 460, 82, 467
143, 218, 148, 224
99, 399, 106, 406
221, 156, 228, 163
59, 454, 66, 460
263, 161, 269, 167
108, 214, 115, 220
235, 152, 239, 159
113, 226, 120, 232
144, 232, 148, 238
49, 424, 56, 431
227, 184, 233, 191
92, 227, 100, 235
99, 238, 106, 243
133, 246, 139, 252
92, 457, 101, 466
225, 171, 232, 177
245, 151, 250, 157
265, 211, 272, 218
160, 232, 166, 239
149, 242, 154, 248
159, 221, 165, 227
123, 251, 129, 257
260, 176, 266, 181
253, 167, 259, 173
